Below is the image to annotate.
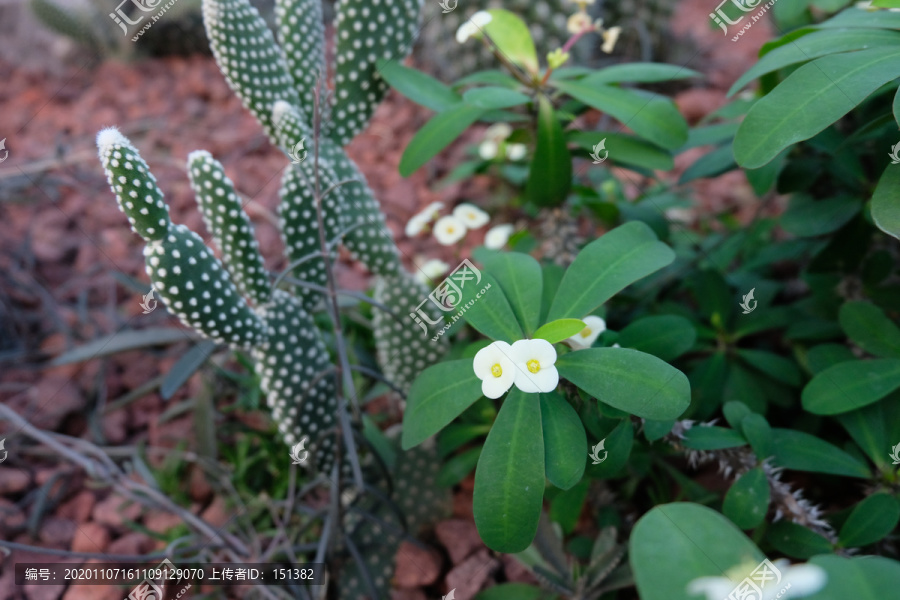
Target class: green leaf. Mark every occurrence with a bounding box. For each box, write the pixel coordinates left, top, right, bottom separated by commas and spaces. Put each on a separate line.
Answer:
402, 359, 484, 450
484, 252, 543, 336
586, 63, 702, 85
437, 447, 482, 488
540, 392, 587, 490
840, 301, 900, 358
473, 389, 545, 553
723, 467, 770, 530
781, 194, 861, 237
821, 555, 900, 599
802, 358, 900, 414
459, 271, 525, 343
682, 426, 747, 450
767, 521, 834, 559
769, 428, 870, 478
540, 264, 565, 324
52, 328, 198, 365
741, 412, 775, 460
839, 493, 900, 547
548, 221, 674, 321
160, 340, 217, 400
737, 349, 803, 386
734, 47, 900, 168
455, 70, 521, 89
482, 9, 539, 74
631, 503, 763, 600
533, 319, 587, 344
376, 59, 461, 112
553, 80, 688, 149
872, 164, 900, 240
399, 104, 486, 176
557, 348, 690, 420
643, 419, 674, 441
807, 554, 900, 599
527, 95, 572, 206
617, 315, 696, 361
569, 131, 674, 172
728, 28, 900, 96
463, 86, 531, 110
837, 398, 898, 467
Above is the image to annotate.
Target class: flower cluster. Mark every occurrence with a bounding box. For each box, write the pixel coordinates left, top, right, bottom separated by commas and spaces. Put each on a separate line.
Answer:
564, 0, 621, 54
405, 201, 514, 249
478, 123, 527, 162
473, 339, 559, 398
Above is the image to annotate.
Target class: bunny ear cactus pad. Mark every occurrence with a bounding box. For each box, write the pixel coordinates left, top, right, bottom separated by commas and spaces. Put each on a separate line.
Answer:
319, 137, 402, 276
275, 0, 328, 126
187, 151, 272, 307
98, 129, 267, 349
253, 289, 340, 472
372, 271, 448, 394
329, 0, 423, 146
202, 0, 300, 143
97, 128, 170, 241
278, 161, 347, 309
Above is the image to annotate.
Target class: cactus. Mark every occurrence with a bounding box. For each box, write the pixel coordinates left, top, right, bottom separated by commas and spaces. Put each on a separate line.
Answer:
98, 0, 450, 472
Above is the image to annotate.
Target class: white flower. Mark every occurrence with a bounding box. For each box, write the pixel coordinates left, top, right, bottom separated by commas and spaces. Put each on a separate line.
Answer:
479, 140, 499, 160
433, 215, 467, 245
453, 203, 490, 229
473, 341, 516, 399
456, 10, 493, 44
601, 26, 622, 54
506, 143, 528, 161
484, 123, 513, 142
568, 315, 606, 349
484, 224, 514, 249
510, 339, 559, 393
687, 560, 827, 600
405, 201, 444, 237
415, 258, 450, 283
567, 11, 594, 34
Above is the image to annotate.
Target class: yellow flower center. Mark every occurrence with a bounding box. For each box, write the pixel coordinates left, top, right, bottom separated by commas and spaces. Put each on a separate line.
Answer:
527, 359, 541, 374
491, 363, 503, 378
447, 226, 455, 234
579, 326, 592, 338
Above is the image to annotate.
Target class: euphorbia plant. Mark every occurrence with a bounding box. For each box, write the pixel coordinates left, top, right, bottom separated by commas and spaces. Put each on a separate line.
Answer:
378, 7, 697, 207
401, 221, 692, 552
